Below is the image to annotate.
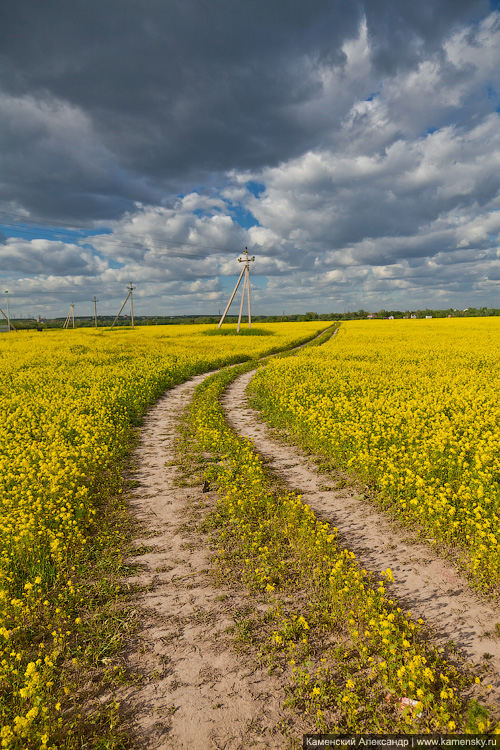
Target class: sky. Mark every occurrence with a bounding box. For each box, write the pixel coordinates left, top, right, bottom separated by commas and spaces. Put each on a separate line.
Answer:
1, 0, 500, 318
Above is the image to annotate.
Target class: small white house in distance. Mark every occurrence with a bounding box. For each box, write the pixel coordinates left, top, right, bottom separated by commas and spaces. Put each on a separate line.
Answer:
425, 315, 432, 319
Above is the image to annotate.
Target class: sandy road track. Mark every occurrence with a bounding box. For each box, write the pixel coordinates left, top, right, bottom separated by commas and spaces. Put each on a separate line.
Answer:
222, 369, 500, 703
116, 373, 296, 750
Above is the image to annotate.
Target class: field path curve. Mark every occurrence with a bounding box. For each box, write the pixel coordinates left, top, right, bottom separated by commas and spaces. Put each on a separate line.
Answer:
222, 368, 500, 701
117, 372, 293, 750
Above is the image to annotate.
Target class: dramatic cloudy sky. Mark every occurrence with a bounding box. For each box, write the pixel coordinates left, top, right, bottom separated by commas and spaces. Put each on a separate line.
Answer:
1, 0, 500, 317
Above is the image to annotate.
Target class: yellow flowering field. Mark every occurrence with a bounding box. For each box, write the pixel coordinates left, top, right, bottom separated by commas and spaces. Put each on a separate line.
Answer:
184, 353, 493, 733
0, 322, 327, 749
249, 318, 500, 589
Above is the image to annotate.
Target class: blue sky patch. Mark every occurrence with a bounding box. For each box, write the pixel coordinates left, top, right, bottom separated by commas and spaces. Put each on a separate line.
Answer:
230, 204, 259, 229
246, 181, 265, 198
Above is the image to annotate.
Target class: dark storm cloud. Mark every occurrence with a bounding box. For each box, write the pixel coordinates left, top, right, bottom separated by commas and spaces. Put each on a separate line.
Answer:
0, 91, 158, 221
0, 0, 491, 221
363, 0, 488, 74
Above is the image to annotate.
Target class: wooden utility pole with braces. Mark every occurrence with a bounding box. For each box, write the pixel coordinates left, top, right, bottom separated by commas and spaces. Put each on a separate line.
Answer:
218, 248, 255, 332
111, 283, 135, 329
63, 302, 75, 329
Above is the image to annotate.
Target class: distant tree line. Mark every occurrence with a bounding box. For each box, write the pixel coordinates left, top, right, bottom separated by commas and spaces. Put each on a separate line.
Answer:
7, 306, 500, 330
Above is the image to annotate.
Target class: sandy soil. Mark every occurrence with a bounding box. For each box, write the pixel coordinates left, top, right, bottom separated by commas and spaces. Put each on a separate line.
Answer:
116, 373, 296, 750
222, 369, 500, 703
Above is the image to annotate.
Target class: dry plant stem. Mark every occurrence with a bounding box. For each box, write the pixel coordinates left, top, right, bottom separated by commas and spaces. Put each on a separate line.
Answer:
222, 369, 500, 701
116, 373, 293, 750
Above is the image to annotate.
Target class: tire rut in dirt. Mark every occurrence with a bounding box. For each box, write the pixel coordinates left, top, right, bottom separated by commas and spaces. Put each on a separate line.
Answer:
222, 369, 500, 701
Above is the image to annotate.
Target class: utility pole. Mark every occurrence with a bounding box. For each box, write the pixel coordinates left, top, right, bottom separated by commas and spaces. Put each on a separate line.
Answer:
130, 283, 135, 329
63, 303, 75, 329
0, 291, 16, 332
111, 283, 135, 330
218, 248, 255, 332
93, 296, 98, 328
4, 291, 10, 332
